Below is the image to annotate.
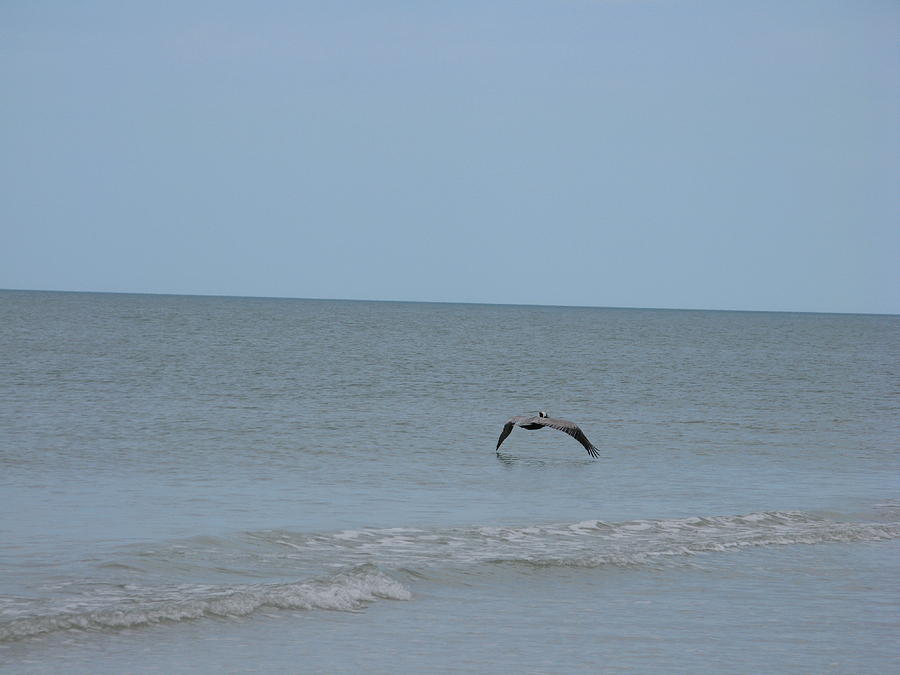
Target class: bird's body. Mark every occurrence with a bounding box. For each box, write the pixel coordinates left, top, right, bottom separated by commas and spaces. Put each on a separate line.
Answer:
496, 411, 600, 458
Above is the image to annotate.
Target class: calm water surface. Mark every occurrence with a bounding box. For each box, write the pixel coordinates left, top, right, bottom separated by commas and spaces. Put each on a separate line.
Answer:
1, 290, 898, 673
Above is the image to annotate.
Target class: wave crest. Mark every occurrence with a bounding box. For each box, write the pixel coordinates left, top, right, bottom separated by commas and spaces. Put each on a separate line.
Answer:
480, 511, 900, 568
0, 565, 409, 642
260, 511, 900, 569
5, 511, 897, 642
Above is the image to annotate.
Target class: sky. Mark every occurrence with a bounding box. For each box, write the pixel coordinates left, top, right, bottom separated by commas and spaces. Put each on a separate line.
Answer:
1, 0, 898, 314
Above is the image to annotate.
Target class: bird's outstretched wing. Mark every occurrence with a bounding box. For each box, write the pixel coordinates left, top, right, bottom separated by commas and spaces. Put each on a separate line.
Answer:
495, 420, 516, 451
535, 417, 600, 458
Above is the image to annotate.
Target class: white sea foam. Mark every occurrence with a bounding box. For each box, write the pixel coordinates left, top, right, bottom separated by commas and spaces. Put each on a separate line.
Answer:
4, 511, 897, 642
259, 511, 900, 571
0, 565, 409, 642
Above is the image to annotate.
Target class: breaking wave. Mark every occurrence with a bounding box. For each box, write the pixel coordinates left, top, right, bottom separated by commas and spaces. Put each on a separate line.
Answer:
257, 510, 900, 570
0, 565, 409, 642
3, 511, 898, 642
479, 511, 900, 568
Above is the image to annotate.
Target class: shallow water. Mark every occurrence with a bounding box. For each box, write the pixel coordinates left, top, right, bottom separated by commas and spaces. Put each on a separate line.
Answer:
1, 291, 898, 672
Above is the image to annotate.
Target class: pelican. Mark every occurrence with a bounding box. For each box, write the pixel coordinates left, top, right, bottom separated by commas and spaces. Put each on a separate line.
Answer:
496, 411, 600, 458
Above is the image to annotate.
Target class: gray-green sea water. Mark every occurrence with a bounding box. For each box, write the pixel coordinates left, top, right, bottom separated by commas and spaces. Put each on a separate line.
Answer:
2, 290, 898, 673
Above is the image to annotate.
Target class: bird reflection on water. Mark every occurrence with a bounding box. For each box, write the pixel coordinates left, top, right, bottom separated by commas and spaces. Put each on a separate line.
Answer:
494, 451, 598, 468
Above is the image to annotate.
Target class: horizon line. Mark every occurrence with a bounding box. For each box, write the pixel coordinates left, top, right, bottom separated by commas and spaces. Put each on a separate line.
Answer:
2, 286, 896, 318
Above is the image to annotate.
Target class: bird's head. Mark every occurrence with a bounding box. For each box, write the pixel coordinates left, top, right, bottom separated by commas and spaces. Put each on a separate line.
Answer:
537, 410, 548, 418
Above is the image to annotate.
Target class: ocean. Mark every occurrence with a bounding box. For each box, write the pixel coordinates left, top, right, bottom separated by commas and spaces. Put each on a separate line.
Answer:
1, 290, 898, 673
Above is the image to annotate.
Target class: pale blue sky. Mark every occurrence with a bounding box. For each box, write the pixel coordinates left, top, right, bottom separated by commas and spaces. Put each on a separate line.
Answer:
2, 0, 897, 313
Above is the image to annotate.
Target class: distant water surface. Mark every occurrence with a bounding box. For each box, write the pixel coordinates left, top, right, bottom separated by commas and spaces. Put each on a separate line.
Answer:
1, 290, 898, 673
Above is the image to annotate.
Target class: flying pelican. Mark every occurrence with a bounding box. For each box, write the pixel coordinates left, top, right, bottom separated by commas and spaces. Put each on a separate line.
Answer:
496, 411, 600, 458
